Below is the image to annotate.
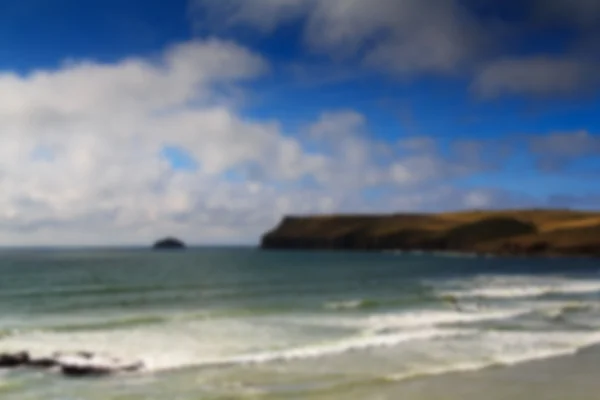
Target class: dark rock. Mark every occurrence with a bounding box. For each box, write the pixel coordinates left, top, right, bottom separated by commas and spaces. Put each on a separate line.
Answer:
60, 361, 144, 378
28, 357, 59, 368
0, 349, 144, 377
0, 352, 29, 368
152, 237, 186, 250
61, 364, 112, 378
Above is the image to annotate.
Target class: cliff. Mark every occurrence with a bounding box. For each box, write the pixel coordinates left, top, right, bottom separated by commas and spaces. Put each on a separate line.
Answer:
260, 210, 600, 257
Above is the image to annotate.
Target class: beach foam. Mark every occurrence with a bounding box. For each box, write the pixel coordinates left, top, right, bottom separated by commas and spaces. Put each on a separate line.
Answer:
0, 319, 470, 372
2, 297, 593, 374
324, 299, 381, 311
364, 308, 529, 333
386, 330, 600, 382
437, 275, 600, 299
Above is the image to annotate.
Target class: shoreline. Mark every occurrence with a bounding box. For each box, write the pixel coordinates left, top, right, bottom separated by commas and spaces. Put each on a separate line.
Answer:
260, 246, 600, 261
389, 343, 600, 400
303, 344, 600, 400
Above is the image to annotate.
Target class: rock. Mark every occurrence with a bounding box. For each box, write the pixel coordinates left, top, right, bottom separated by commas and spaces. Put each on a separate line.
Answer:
60, 361, 144, 378
0, 351, 29, 368
0, 349, 144, 377
152, 237, 186, 250
28, 357, 59, 368
61, 364, 112, 378
57, 351, 144, 378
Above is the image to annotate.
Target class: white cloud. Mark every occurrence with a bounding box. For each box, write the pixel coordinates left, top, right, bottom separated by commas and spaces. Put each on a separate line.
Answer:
0, 39, 326, 245
191, 0, 483, 76
0, 40, 267, 119
308, 110, 366, 139
472, 56, 598, 98
192, 0, 600, 101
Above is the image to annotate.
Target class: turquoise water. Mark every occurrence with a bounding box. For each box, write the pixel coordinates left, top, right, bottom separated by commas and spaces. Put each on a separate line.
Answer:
1, 248, 599, 399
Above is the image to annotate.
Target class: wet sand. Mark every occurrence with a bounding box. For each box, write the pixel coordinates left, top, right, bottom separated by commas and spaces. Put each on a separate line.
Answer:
306, 345, 600, 400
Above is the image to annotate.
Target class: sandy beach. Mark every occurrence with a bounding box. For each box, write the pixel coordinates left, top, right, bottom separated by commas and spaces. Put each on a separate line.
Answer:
306, 345, 600, 400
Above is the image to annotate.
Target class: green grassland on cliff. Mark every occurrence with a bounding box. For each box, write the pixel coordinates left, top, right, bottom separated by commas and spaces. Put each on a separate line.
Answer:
260, 209, 600, 257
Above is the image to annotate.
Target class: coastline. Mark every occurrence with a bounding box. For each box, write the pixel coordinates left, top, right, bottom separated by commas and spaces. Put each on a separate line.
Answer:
260, 210, 600, 258
262, 246, 600, 261
2, 248, 600, 399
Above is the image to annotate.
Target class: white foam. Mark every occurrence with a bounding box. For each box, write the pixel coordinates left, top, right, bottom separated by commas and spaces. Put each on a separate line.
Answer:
0, 304, 556, 374
364, 308, 528, 333
0, 318, 301, 371
206, 329, 469, 368
438, 275, 600, 299
387, 330, 600, 382
324, 299, 371, 310
4, 273, 600, 382
0, 316, 468, 372
2, 313, 600, 386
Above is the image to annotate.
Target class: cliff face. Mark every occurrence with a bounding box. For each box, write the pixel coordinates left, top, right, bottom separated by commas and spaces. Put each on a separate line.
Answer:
260, 210, 600, 257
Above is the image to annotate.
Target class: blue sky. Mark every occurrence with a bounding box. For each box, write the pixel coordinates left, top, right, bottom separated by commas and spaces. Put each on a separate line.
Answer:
0, 0, 598, 245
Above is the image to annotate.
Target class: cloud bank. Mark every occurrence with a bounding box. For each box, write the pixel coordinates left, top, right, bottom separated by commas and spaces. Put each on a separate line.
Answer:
192, 0, 600, 98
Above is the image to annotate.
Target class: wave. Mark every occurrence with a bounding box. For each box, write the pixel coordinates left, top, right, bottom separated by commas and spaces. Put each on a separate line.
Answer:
44, 316, 169, 332
385, 329, 600, 383
540, 302, 594, 320
3, 279, 600, 385
438, 277, 600, 300
4, 316, 600, 384
7, 327, 599, 382
0, 323, 470, 372
386, 351, 571, 383
363, 308, 529, 333
199, 329, 469, 368
324, 299, 381, 311
202, 324, 600, 381
0, 305, 545, 372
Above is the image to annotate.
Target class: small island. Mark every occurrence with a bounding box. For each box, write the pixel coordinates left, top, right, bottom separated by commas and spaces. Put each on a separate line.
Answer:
152, 237, 186, 250
260, 209, 600, 258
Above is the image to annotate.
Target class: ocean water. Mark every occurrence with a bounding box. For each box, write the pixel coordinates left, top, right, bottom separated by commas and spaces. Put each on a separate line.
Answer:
0, 248, 599, 399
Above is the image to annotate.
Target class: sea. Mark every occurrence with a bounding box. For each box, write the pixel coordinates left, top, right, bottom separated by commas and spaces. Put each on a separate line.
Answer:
1, 247, 599, 399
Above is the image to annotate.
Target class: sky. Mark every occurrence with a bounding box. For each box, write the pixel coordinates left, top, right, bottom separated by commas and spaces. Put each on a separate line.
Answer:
0, 0, 599, 246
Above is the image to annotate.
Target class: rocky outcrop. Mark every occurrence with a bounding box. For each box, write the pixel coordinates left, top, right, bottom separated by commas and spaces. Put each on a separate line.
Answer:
0, 351, 29, 367
0, 351, 144, 378
152, 237, 186, 250
260, 210, 600, 257
60, 360, 143, 378
28, 356, 59, 368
